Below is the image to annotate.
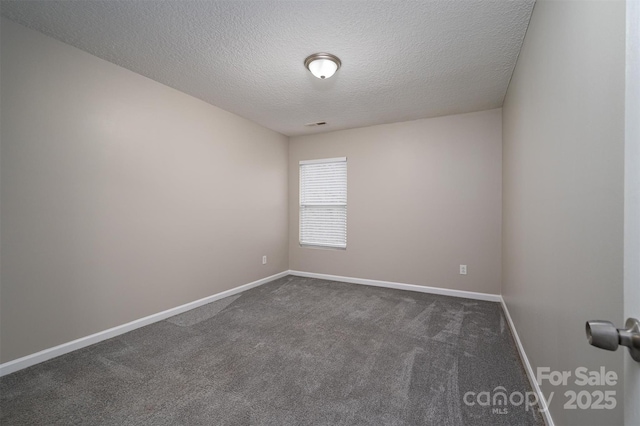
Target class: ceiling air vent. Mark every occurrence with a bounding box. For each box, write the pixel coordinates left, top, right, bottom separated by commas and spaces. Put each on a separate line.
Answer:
304, 121, 327, 127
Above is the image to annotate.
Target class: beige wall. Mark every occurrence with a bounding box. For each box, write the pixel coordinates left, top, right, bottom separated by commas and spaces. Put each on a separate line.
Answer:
0, 19, 289, 363
289, 109, 502, 295
502, 1, 625, 425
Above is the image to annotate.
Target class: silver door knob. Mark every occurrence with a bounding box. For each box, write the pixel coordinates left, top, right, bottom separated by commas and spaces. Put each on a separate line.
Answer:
586, 318, 640, 362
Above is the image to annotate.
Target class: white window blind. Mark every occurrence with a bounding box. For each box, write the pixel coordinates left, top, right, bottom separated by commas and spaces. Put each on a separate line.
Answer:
299, 157, 347, 248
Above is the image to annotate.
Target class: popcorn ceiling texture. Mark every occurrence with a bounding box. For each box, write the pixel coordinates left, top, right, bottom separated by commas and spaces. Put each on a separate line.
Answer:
0, 0, 534, 136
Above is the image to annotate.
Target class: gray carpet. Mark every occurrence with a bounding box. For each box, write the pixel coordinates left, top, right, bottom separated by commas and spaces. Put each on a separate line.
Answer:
0, 275, 544, 425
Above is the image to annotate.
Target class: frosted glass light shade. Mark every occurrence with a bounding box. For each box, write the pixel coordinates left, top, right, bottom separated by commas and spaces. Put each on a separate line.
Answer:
304, 53, 341, 79
308, 58, 338, 79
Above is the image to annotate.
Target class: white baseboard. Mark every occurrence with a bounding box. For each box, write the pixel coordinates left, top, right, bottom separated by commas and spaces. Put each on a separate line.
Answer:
288, 270, 502, 302
1, 264, 543, 426
0, 270, 289, 377
500, 298, 554, 426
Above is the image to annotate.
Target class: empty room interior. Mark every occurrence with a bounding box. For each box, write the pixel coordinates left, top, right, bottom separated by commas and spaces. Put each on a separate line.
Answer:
1, 1, 639, 425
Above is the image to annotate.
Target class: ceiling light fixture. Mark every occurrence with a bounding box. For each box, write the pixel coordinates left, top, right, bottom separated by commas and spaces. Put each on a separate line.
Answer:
304, 53, 341, 79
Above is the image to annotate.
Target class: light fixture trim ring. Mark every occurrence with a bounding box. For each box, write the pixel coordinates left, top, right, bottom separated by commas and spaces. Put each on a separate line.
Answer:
304, 52, 342, 74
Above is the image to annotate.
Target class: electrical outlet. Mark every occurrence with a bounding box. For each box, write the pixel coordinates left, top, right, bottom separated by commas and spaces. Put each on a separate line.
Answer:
460, 265, 467, 275
262, 255, 267, 265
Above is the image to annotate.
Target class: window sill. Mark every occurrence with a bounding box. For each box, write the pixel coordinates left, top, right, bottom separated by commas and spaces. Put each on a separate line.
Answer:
299, 243, 346, 251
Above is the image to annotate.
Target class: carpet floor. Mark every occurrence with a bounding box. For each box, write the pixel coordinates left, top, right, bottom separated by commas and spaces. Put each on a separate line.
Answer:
0, 275, 544, 425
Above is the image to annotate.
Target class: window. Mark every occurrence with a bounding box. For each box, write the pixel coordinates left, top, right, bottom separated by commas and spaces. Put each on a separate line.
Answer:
299, 157, 347, 249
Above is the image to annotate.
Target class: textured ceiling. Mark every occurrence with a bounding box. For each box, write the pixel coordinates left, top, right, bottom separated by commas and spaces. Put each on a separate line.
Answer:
1, 0, 534, 136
